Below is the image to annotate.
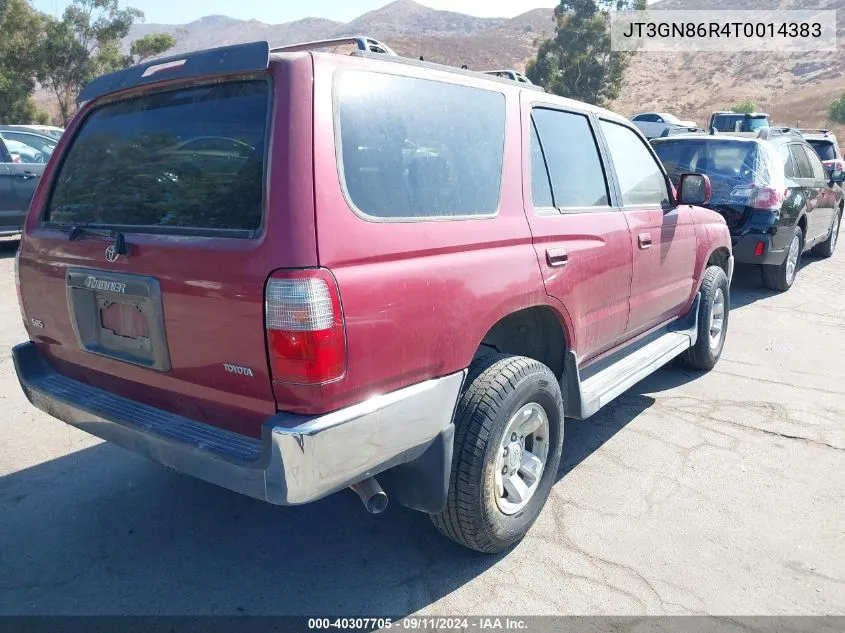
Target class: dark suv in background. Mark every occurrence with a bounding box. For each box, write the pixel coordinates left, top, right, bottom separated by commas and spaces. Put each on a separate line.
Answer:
802, 129, 844, 174
653, 127, 844, 291
708, 111, 771, 133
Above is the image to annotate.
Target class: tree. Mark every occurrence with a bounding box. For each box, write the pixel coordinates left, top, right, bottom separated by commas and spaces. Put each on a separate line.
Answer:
130, 32, 175, 63
526, 0, 645, 106
36, 0, 143, 124
729, 101, 756, 114
0, 0, 47, 124
829, 93, 845, 125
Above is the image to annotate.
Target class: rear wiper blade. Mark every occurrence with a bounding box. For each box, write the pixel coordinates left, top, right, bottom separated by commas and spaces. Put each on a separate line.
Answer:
67, 224, 129, 256
67, 223, 110, 241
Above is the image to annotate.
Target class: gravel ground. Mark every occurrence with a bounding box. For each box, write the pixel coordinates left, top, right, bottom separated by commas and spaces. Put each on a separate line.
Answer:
0, 238, 843, 616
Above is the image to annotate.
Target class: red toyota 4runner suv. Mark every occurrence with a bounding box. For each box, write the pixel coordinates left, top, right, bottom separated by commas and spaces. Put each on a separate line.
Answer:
13, 38, 733, 553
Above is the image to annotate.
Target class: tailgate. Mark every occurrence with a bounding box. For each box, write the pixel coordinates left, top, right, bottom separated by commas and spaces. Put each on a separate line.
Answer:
17, 76, 298, 438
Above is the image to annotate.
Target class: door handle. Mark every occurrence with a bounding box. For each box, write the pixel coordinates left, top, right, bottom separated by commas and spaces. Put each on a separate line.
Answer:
638, 233, 653, 249
546, 248, 569, 267
16, 172, 37, 180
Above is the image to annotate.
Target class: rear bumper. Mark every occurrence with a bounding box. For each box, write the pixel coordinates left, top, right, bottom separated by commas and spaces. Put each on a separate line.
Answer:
12, 342, 464, 506
732, 233, 789, 266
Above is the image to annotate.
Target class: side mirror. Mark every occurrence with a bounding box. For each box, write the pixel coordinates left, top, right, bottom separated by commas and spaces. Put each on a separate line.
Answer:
829, 169, 845, 183
677, 173, 711, 206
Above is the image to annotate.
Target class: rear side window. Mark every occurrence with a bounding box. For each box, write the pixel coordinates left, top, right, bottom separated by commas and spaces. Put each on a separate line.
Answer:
336, 71, 505, 219
790, 144, 813, 179
0, 139, 11, 163
47, 80, 269, 235
779, 144, 796, 179
530, 123, 554, 208
801, 146, 827, 180
600, 120, 669, 207
531, 108, 608, 208
807, 139, 836, 162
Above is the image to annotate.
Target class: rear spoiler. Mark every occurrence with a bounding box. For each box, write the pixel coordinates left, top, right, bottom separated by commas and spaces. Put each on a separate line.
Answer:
77, 41, 270, 106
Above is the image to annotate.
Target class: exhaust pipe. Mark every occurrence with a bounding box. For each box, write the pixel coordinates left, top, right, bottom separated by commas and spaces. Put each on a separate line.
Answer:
350, 477, 388, 514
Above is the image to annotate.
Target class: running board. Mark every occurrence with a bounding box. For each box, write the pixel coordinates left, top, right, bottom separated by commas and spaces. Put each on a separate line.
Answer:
563, 295, 700, 419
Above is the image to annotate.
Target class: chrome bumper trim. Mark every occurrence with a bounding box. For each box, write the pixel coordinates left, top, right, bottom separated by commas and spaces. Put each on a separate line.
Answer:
12, 342, 465, 506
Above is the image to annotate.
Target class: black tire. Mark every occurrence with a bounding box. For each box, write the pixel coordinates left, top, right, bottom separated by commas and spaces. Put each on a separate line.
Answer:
762, 225, 803, 291
430, 354, 564, 554
681, 265, 730, 371
812, 209, 841, 258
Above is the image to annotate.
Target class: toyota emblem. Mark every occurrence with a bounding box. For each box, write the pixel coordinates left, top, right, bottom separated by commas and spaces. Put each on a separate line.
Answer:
105, 245, 120, 263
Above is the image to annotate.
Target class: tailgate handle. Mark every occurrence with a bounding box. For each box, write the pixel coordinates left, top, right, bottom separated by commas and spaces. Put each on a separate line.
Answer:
546, 248, 569, 267
638, 233, 653, 249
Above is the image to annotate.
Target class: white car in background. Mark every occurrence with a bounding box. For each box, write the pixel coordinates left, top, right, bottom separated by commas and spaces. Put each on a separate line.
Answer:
630, 112, 698, 139
0, 124, 64, 141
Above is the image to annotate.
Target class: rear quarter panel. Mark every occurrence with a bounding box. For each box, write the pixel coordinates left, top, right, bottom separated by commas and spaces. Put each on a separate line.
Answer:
275, 54, 571, 414
690, 205, 733, 308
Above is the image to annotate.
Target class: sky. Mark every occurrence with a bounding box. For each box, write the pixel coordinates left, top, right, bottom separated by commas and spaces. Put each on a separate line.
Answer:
31, 0, 560, 25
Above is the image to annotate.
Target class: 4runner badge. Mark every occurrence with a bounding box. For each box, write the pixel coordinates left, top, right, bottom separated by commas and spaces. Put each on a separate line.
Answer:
223, 364, 254, 377
84, 276, 126, 293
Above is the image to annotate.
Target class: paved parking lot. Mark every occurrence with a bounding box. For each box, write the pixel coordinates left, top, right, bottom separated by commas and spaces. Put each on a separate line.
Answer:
0, 238, 843, 616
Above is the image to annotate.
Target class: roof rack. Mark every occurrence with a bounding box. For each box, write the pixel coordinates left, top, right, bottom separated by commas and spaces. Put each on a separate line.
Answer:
799, 128, 833, 136
271, 36, 398, 56
272, 36, 542, 89
482, 70, 534, 85
757, 126, 803, 140
77, 36, 542, 106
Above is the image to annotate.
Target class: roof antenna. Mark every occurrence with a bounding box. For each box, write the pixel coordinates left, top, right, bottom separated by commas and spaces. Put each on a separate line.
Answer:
420, 55, 424, 61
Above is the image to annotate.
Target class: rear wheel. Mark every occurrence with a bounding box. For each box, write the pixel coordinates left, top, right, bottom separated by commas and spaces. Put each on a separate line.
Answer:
681, 265, 729, 370
763, 226, 803, 291
430, 354, 564, 553
812, 210, 841, 258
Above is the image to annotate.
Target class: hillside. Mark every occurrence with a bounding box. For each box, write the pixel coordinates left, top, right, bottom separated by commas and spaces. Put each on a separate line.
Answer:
121, 0, 553, 70
614, 0, 845, 134
34, 0, 845, 137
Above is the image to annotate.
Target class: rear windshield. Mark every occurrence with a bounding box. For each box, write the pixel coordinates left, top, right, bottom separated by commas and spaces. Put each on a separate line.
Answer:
654, 138, 783, 187
335, 71, 506, 220
46, 80, 269, 236
808, 139, 836, 161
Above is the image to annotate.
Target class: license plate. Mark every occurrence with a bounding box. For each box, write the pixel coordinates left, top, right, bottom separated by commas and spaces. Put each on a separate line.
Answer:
66, 268, 171, 371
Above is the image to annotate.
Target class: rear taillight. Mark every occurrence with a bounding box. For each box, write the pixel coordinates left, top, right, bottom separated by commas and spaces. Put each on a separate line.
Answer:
264, 269, 346, 385
731, 187, 786, 210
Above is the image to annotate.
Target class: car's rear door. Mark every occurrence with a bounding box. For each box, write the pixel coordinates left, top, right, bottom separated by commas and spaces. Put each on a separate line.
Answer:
0, 139, 35, 232
17, 68, 314, 439
521, 97, 632, 363
790, 143, 825, 242
599, 119, 698, 339
800, 144, 836, 242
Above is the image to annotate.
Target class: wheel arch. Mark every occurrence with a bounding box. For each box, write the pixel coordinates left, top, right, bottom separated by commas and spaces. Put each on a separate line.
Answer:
471, 304, 572, 381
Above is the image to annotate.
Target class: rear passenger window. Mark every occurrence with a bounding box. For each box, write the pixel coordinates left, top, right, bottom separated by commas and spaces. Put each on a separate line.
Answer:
531, 108, 609, 208
600, 120, 670, 207
790, 144, 813, 179
530, 122, 554, 208
336, 71, 506, 219
802, 146, 827, 181
779, 144, 796, 179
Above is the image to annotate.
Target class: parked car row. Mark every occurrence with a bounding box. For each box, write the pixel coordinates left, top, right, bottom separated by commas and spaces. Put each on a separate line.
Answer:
4, 37, 842, 555
0, 127, 61, 235
651, 126, 843, 291
632, 110, 773, 139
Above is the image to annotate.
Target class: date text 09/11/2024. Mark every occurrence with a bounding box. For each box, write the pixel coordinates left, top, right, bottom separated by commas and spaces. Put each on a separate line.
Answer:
307, 617, 529, 630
